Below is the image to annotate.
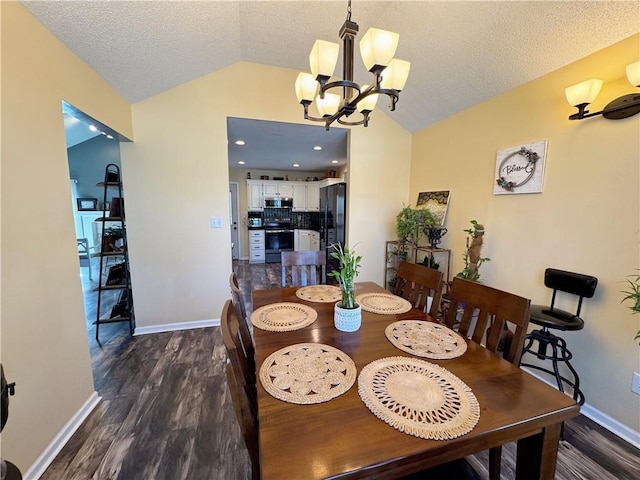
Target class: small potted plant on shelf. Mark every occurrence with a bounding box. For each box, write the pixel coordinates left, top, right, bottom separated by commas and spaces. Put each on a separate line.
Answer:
102, 226, 126, 253
328, 243, 362, 332
395, 205, 436, 259
621, 271, 640, 344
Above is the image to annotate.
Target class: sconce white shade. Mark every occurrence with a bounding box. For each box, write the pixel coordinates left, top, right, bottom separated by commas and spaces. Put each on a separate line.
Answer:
565, 79, 603, 106
356, 85, 378, 112
316, 92, 341, 116
359, 28, 399, 71
626, 61, 640, 87
295, 73, 318, 102
380, 58, 411, 91
309, 40, 340, 79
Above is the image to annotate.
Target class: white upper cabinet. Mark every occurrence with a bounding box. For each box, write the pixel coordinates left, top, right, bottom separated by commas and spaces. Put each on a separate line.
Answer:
263, 181, 294, 197
292, 182, 320, 212
247, 180, 263, 211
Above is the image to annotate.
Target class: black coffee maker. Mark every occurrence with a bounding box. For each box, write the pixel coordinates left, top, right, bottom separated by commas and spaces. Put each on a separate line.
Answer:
1, 364, 22, 480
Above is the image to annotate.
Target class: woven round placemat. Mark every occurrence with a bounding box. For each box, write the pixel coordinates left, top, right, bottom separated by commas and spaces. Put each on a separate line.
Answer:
358, 356, 480, 440
385, 321, 468, 359
250, 302, 318, 331
260, 343, 357, 404
355, 293, 412, 315
295, 285, 342, 303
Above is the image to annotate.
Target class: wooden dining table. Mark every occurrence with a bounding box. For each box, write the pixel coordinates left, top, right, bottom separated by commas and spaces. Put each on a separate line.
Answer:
252, 282, 579, 480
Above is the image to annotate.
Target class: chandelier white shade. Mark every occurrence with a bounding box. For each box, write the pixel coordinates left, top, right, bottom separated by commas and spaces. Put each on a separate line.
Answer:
310, 40, 340, 79
295, 0, 410, 130
359, 28, 399, 72
380, 59, 412, 91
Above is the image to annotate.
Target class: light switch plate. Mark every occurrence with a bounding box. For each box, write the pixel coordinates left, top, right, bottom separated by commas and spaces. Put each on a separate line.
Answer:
210, 216, 223, 228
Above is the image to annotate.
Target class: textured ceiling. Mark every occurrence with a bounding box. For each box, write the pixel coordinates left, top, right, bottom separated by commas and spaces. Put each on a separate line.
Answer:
22, 1, 640, 167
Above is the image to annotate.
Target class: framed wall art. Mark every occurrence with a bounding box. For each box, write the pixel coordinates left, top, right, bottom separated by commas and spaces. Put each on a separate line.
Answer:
494, 140, 547, 195
416, 190, 451, 226
77, 197, 98, 211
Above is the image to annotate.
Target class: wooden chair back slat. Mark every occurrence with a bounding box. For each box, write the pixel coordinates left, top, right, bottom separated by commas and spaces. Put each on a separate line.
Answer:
281, 250, 327, 287
229, 273, 255, 383
393, 261, 444, 319
443, 277, 531, 365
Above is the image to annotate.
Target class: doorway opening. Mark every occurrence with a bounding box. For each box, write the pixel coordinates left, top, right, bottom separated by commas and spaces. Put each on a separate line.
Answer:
63, 101, 133, 390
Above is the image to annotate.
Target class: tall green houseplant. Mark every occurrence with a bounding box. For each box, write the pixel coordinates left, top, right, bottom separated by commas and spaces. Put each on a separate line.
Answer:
328, 243, 362, 309
621, 271, 640, 343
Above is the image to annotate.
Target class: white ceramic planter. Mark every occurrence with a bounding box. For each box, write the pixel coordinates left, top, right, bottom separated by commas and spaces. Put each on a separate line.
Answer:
334, 303, 362, 332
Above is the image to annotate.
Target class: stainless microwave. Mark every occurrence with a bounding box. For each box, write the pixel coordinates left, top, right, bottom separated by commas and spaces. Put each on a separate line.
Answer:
264, 197, 293, 208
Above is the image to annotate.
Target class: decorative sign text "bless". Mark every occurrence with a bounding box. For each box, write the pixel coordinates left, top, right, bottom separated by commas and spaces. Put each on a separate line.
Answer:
494, 140, 547, 195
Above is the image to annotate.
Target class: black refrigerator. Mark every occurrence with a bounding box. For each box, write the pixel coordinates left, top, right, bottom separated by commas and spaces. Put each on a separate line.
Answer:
319, 182, 347, 284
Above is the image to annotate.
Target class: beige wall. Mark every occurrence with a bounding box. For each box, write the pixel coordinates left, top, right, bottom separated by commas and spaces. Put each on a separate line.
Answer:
410, 34, 640, 430
0, 2, 133, 471
121, 62, 412, 329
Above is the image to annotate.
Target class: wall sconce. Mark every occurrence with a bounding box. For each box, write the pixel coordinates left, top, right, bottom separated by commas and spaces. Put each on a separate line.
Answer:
565, 61, 640, 120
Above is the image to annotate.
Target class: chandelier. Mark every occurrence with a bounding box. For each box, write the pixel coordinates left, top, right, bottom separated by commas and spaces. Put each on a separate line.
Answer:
294, 0, 410, 130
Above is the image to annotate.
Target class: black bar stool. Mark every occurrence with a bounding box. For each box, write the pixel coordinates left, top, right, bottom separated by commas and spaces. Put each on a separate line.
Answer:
520, 268, 598, 405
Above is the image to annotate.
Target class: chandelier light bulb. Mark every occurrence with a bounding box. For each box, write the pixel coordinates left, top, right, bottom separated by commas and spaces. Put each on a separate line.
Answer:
310, 40, 340, 79
356, 85, 378, 112
316, 93, 341, 116
295, 72, 318, 102
380, 59, 411, 91
359, 28, 399, 72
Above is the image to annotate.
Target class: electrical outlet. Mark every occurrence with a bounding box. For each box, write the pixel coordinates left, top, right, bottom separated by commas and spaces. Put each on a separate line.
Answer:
632, 372, 640, 396
210, 216, 223, 229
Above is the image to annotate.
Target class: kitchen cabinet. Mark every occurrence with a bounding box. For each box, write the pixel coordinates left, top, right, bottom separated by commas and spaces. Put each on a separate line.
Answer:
249, 229, 265, 264
294, 229, 320, 251
247, 180, 263, 211
263, 181, 294, 197
292, 183, 320, 212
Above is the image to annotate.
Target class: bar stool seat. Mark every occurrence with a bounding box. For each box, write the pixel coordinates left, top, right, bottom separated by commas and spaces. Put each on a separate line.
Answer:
520, 268, 597, 406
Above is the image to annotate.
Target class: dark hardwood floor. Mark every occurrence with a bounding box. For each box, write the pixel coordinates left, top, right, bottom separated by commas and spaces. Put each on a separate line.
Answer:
40, 260, 639, 479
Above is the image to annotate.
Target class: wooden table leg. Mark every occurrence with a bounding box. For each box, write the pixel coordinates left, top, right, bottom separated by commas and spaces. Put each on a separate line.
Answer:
515, 422, 562, 480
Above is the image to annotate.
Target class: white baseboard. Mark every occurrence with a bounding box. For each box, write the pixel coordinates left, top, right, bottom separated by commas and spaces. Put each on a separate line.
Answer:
522, 367, 640, 449
24, 392, 101, 480
134, 318, 219, 336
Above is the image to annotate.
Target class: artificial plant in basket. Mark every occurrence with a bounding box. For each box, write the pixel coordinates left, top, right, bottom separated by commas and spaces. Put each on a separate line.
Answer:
328, 243, 362, 309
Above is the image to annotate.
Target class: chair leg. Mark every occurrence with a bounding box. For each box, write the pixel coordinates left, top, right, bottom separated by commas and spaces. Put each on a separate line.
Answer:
489, 446, 502, 480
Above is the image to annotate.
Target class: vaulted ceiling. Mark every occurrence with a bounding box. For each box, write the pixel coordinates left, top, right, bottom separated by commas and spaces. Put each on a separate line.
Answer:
23, 1, 639, 168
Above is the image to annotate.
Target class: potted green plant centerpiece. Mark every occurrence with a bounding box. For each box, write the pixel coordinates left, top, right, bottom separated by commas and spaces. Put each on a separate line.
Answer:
328, 243, 362, 332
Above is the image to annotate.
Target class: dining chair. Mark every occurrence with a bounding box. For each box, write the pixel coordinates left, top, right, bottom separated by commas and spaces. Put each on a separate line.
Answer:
393, 261, 444, 319
229, 272, 256, 384
443, 277, 531, 480
281, 250, 327, 287
221, 300, 259, 479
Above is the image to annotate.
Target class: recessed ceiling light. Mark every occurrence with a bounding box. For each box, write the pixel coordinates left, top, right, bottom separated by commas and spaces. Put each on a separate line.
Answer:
235, 140, 245, 146
238, 161, 245, 165
293, 164, 300, 168
331, 160, 339, 164
88, 124, 98, 132
313, 145, 322, 151
106, 135, 114, 139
